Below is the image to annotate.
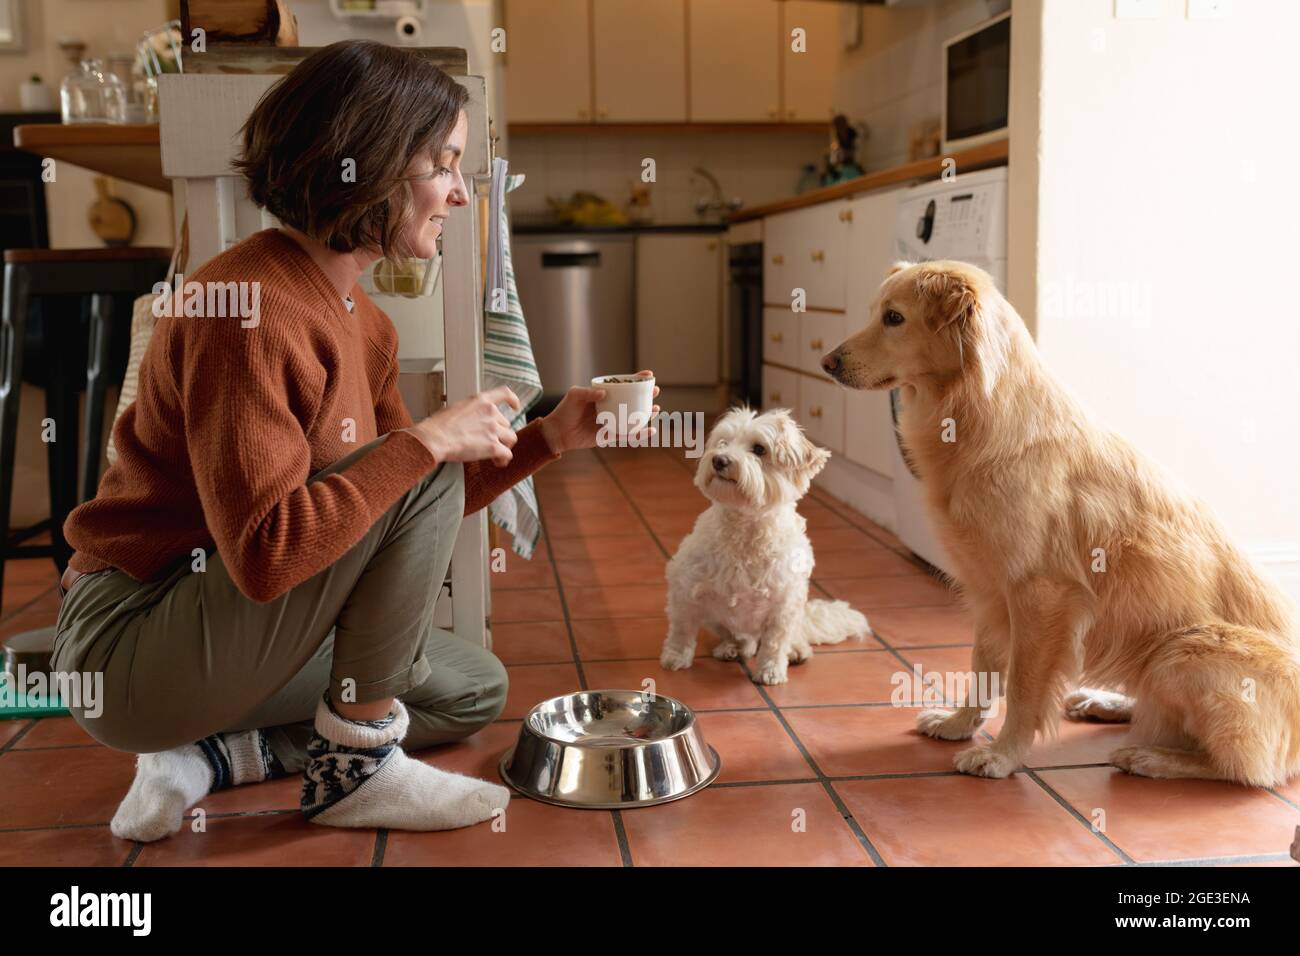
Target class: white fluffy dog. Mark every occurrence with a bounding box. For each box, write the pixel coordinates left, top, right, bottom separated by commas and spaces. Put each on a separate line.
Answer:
659, 407, 871, 684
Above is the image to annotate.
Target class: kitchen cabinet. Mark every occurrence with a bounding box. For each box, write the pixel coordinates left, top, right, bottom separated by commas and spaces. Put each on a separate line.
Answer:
764, 201, 849, 311
762, 306, 799, 369
780, 0, 842, 122
504, 0, 593, 122
636, 233, 722, 385
688, 0, 781, 121
763, 363, 800, 413
799, 310, 846, 379
593, 0, 688, 122
799, 374, 845, 453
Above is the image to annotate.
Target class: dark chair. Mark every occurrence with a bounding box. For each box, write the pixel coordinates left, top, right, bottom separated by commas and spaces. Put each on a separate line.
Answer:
0, 246, 171, 611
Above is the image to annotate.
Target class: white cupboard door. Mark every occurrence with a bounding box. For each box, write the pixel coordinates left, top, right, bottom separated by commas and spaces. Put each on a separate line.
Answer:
636, 234, 721, 385
800, 374, 845, 454
593, 0, 688, 121
846, 185, 907, 325
762, 307, 799, 369
780, 0, 841, 122
505, 0, 593, 122
763, 209, 799, 305
843, 388, 895, 476
762, 363, 800, 415
689, 0, 781, 121
799, 311, 846, 379
800, 201, 849, 311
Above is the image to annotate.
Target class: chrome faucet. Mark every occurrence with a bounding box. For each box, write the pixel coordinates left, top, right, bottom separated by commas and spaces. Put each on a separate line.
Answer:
691, 167, 743, 219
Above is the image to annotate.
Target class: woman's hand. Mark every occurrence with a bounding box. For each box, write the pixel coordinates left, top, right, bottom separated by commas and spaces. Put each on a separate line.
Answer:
540, 370, 661, 454
405, 385, 521, 466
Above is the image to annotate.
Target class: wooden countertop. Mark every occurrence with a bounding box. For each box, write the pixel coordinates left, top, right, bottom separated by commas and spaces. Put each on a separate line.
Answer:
12, 123, 167, 193
728, 138, 1009, 223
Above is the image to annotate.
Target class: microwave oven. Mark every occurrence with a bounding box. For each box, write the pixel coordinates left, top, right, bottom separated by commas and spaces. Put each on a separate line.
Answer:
942, 10, 1011, 153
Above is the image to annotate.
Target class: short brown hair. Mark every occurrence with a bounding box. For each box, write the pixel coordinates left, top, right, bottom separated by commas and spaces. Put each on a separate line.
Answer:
234, 40, 469, 260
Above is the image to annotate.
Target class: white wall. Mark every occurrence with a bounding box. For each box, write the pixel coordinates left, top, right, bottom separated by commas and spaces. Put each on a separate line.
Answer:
1008, 0, 1300, 601
835, 0, 1006, 172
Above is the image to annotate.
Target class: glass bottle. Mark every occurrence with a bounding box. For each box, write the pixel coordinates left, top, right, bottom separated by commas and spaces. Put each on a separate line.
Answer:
60, 58, 127, 124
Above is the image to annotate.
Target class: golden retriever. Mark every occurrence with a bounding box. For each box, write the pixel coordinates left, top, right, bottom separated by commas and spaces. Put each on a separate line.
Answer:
821, 259, 1300, 786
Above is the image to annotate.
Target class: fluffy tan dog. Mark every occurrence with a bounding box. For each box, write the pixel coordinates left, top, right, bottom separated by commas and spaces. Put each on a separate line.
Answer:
822, 259, 1300, 786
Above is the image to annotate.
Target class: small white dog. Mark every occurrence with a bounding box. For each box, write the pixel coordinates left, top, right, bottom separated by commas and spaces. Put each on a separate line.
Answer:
659, 407, 871, 684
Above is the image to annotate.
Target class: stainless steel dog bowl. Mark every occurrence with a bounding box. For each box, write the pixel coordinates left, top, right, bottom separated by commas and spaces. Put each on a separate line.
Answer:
499, 690, 721, 809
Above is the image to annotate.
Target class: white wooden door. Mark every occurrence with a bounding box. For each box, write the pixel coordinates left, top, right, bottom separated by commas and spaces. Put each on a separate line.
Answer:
505, 0, 593, 121
688, 0, 781, 121
636, 233, 721, 385
593, 0, 688, 121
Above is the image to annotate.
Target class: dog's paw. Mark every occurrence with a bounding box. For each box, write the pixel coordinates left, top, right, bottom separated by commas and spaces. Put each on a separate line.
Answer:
953, 744, 1019, 778
787, 643, 812, 664
712, 642, 741, 661
659, 647, 695, 671
1109, 745, 1175, 778
753, 660, 789, 685
1063, 688, 1134, 723
916, 708, 980, 741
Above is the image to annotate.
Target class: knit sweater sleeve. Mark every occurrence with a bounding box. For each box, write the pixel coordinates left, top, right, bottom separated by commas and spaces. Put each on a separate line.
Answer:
181, 318, 436, 603
462, 419, 562, 516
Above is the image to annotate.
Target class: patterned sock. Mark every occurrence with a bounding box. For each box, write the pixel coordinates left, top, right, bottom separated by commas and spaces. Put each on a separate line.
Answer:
300, 694, 399, 819
194, 729, 278, 791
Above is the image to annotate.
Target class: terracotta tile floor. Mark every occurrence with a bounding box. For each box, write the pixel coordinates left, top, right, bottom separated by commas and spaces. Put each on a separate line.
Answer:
3, 448, 1299, 867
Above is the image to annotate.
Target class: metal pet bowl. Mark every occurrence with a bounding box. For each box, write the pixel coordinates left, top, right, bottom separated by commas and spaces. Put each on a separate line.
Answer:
499, 690, 721, 809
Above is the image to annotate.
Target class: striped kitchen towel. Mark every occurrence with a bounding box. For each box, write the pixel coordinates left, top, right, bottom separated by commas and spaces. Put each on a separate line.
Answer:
484, 157, 545, 560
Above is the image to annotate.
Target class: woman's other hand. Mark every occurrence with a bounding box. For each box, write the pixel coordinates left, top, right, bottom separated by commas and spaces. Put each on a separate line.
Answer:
540, 370, 661, 454
406, 385, 520, 466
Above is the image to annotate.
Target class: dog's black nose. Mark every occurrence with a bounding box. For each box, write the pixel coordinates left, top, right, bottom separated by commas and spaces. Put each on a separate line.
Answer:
713, 455, 731, 472
821, 351, 841, 376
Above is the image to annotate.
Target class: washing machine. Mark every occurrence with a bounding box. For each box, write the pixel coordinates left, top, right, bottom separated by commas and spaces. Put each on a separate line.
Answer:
889, 166, 1008, 576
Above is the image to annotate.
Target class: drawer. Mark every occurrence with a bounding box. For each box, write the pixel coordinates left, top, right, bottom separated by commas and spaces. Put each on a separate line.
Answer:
798, 311, 846, 379
763, 210, 799, 305
762, 364, 800, 414
843, 387, 895, 476
799, 374, 845, 454
763, 307, 799, 368
799, 202, 849, 311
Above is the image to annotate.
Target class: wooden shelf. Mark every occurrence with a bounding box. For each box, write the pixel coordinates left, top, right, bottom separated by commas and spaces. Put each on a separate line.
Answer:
509, 121, 828, 135
728, 138, 1010, 223
12, 124, 167, 193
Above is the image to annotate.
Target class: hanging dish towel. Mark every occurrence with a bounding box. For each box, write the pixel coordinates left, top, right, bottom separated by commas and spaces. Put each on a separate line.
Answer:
484, 157, 545, 560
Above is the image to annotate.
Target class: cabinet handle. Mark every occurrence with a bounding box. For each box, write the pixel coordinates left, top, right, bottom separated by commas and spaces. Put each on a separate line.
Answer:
809, 406, 823, 418
810, 338, 823, 350
770, 331, 784, 344
769, 391, 781, 402
598, 107, 608, 119
768, 107, 779, 119
810, 250, 825, 262
772, 254, 784, 265
707, 241, 717, 251
839, 209, 853, 223
577, 107, 588, 119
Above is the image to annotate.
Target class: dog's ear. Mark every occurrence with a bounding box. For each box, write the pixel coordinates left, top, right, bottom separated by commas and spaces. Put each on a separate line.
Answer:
887, 260, 913, 277
801, 442, 831, 480
915, 265, 979, 334
913, 264, 1010, 399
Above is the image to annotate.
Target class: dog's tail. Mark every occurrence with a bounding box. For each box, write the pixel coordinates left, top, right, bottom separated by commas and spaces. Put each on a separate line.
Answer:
803, 599, 871, 645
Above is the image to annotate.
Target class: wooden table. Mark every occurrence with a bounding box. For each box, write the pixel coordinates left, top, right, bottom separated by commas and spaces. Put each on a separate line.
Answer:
11, 124, 167, 194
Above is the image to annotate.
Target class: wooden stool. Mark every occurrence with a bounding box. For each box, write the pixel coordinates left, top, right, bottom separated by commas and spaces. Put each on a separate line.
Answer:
0, 246, 171, 610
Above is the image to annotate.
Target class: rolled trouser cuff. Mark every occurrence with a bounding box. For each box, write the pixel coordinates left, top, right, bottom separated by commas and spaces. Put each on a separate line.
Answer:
328, 654, 431, 710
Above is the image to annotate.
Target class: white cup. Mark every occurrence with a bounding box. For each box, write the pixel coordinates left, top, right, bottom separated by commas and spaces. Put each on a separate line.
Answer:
592, 372, 655, 438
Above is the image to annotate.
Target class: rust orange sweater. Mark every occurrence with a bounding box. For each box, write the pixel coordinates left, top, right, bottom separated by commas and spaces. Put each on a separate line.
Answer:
64, 228, 559, 603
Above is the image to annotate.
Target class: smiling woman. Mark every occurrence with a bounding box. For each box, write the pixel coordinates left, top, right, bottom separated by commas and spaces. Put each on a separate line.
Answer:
52, 39, 657, 845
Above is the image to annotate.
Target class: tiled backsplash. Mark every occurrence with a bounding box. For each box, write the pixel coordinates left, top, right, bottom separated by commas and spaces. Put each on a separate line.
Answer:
504, 129, 827, 224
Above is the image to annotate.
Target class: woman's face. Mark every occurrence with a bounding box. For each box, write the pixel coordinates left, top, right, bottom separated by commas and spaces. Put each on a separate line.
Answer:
400, 109, 470, 259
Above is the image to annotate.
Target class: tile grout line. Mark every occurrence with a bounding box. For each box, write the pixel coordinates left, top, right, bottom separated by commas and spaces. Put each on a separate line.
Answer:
537, 466, 633, 867
734, 655, 888, 867
0, 720, 38, 755
372, 829, 388, 867
0, 581, 62, 624
1022, 768, 1135, 865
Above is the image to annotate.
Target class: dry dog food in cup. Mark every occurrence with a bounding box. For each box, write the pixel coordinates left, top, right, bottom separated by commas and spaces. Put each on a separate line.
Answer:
592, 372, 655, 438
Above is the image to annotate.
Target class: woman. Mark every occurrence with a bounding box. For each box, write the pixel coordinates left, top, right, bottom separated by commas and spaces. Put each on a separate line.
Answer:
53, 40, 657, 842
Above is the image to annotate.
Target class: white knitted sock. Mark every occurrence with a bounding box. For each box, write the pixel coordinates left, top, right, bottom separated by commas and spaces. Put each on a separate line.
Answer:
302, 695, 509, 831
109, 729, 274, 843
